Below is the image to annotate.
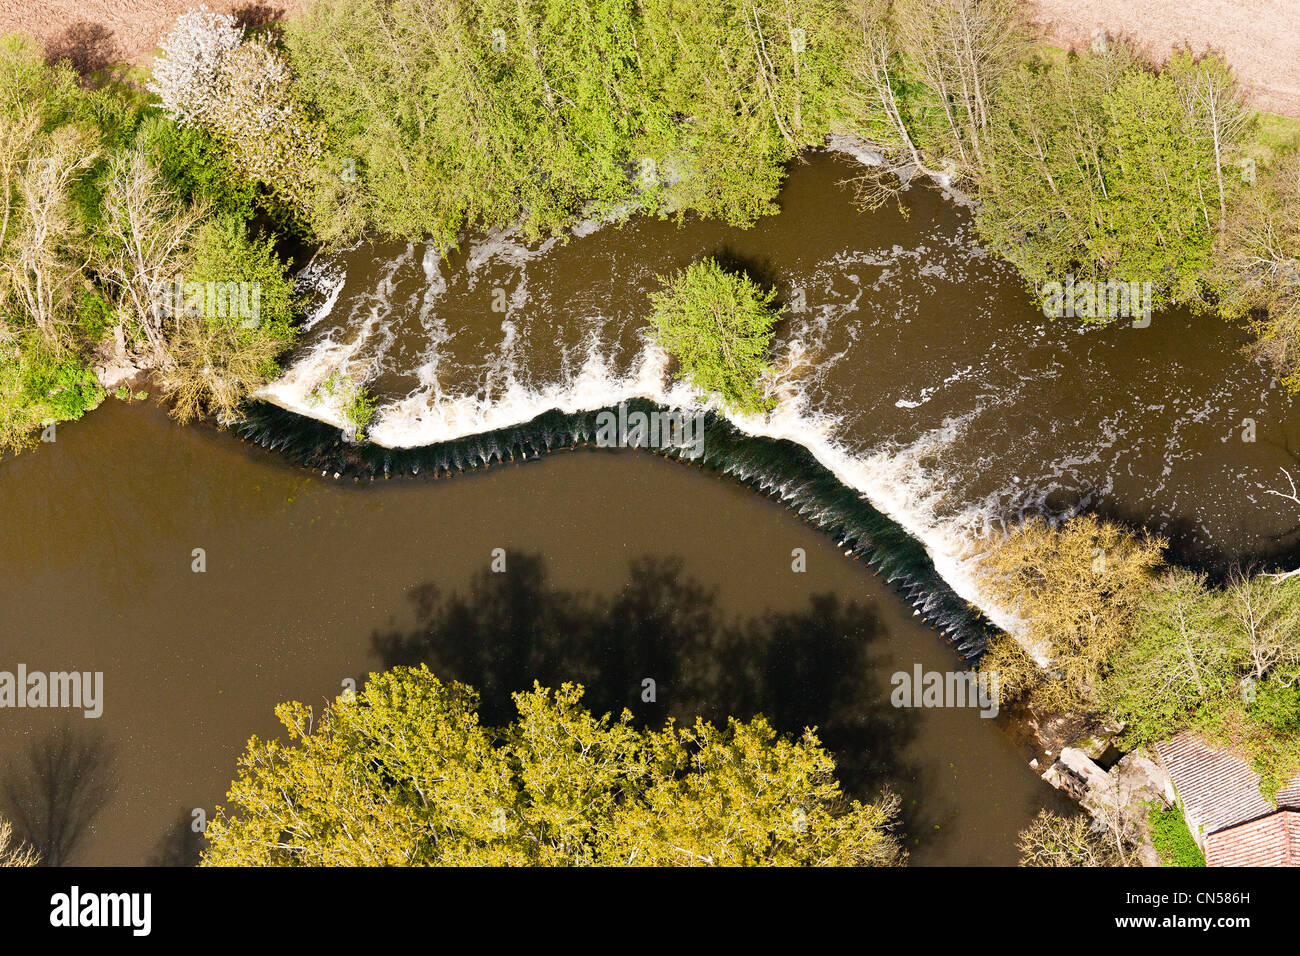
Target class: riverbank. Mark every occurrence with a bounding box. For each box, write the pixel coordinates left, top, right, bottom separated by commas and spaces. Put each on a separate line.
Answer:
5, 1, 1297, 122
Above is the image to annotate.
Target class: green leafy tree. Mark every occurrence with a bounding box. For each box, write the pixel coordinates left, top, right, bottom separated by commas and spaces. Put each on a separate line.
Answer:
1100, 569, 1244, 746
201, 665, 904, 867
283, 0, 850, 244
135, 114, 257, 221
974, 44, 1230, 314
161, 215, 298, 423
0, 338, 103, 453
647, 257, 780, 415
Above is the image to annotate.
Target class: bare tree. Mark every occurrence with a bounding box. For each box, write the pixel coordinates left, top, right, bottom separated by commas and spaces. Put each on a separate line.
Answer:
1215, 155, 1300, 382
1017, 809, 1128, 866
892, 0, 1028, 179
1225, 564, 1300, 686
2, 126, 98, 349
1175, 53, 1251, 233
843, 0, 938, 208
0, 815, 38, 867
94, 147, 208, 366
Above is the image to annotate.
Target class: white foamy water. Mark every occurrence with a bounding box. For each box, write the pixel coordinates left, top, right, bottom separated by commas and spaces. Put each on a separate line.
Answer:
256, 150, 1295, 666
259, 284, 1042, 657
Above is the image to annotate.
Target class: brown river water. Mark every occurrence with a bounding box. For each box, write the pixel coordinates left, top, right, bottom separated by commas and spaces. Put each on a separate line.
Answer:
0, 399, 1069, 865
268, 150, 1300, 626
1, 149, 1294, 866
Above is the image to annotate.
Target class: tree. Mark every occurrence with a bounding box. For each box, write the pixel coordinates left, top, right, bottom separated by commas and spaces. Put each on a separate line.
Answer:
201, 665, 904, 866
1212, 154, 1300, 389
972, 515, 1166, 711
206, 39, 324, 214
890, 0, 1028, 178
94, 147, 208, 364
0, 340, 103, 453
1017, 809, 1128, 866
975, 43, 1225, 314
1101, 569, 1243, 746
647, 257, 780, 416
1168, 50, 1252, 234
0, 37, 51, 266
150, 7, 323, 217
147, 6, 244, 130
0, 816, 37, 867
160, 214, 298, 423
3, 126, 99, 350
1223, 566, 1300, 688
841, 0, 933, 209
976, 632, 1040, 706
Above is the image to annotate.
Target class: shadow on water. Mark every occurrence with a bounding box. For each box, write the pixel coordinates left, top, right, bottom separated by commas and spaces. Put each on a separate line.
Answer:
148, 809, 206, 868
0, 724, 117, 867
373, 550, 935, 840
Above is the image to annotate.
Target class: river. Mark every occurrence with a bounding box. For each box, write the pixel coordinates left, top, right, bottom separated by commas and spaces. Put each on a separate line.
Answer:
2, 148, 1290, 866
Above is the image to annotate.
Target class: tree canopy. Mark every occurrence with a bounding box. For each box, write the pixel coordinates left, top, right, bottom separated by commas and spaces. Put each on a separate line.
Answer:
647, 258, 780, 416
201, 665, 904, 867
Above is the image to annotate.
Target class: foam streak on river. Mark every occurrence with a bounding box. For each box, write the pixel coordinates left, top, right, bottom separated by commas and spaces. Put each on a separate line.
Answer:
261, 151, 1300, 647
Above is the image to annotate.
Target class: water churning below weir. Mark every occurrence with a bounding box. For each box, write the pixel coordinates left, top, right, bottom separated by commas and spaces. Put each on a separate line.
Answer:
259, 150, 1300, 642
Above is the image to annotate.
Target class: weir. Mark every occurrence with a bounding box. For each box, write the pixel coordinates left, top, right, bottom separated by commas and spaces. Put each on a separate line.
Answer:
237, 397, 995, 658
242, 151, 1300, 674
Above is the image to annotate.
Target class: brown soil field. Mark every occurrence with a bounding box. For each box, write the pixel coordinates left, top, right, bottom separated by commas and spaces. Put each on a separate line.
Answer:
0, 2, 303, 72
1030, 0, 1300, 117
0, 0, 1295, 118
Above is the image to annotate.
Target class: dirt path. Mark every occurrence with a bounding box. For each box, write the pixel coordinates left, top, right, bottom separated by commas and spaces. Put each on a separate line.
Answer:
0, 1, 1296, 119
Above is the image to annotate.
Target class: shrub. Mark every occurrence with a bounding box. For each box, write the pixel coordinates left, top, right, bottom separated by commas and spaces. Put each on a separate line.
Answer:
0, 335, 104, 453
647, 258, 780, 416
1147, 803, 1205, 867
309, 370, 376, 438
1249, 680, 1300, 736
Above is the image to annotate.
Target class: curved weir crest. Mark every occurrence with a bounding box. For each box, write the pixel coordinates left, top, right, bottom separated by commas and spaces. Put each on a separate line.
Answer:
245, 152, 1300, 662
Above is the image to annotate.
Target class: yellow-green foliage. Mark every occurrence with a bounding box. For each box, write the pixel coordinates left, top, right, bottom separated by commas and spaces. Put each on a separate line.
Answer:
973, 515, 1166, 711
284, 0, 853, 245
202, 665, 905, 866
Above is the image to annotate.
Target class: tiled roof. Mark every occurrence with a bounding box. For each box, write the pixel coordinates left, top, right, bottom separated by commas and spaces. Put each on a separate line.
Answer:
1205, 810, 1300, 867
1276, 778, 1300, 810
1155, 733, 1275, 835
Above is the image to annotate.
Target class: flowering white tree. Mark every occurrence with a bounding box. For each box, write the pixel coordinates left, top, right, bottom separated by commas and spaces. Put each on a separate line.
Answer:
147, 5, 244, 129
147, 7, 323, 215
209, 39, 323, 209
